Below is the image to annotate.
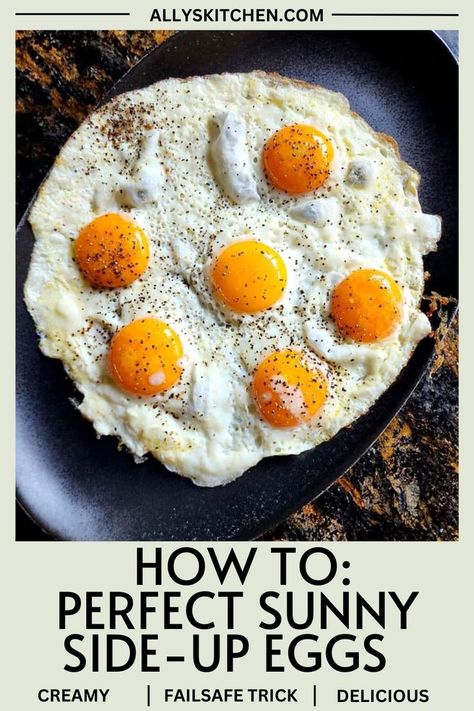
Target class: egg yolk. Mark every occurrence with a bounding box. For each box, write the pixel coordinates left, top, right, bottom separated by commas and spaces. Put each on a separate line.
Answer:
263, 124, 334, 194
253, 349, 327, 428
211, 240, 287, 313
75, 213, 150, 288
108, 318, 183, 396
331, 269, 403, 343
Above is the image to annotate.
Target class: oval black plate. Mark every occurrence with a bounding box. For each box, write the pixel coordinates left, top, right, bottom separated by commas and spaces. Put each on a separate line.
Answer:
16, 30, 458, 541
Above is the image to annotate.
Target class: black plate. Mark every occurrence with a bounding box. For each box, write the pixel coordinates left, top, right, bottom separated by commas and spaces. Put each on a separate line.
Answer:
16, 30, 458, 541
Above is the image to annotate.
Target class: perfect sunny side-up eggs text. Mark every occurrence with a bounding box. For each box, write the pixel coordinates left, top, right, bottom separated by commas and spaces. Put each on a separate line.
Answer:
25, 71, 442, 486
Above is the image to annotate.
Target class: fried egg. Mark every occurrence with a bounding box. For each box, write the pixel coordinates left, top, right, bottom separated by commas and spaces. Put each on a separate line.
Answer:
24, 71, 441, 486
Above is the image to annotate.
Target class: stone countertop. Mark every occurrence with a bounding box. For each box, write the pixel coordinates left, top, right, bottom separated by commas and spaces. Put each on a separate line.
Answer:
16, 30, 458, 542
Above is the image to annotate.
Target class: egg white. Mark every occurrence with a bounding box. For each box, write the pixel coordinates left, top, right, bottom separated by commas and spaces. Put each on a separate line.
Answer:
25, 71, 441, 486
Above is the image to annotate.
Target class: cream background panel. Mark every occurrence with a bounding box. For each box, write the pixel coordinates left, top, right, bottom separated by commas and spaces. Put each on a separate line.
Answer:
1, 7, 468, 711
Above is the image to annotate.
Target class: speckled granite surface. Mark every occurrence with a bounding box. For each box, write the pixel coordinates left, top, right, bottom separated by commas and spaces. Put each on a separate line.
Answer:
16, 30, 458, 541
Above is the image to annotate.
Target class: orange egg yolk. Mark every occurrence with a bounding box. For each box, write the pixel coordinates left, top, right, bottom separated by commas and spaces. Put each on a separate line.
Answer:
331, 269, 403, 343
263, 124, 334, 194
253, 349, 328, 428
75, 213, 150, 288
108, 318, 183, 396
211, 240, 287, 313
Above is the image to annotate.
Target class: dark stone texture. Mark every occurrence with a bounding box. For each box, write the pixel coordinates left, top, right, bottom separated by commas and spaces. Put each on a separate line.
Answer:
16, 31, 458, 541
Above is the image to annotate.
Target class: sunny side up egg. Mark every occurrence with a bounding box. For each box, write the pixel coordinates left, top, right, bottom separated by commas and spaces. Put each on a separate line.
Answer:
24, 71, 441, 486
